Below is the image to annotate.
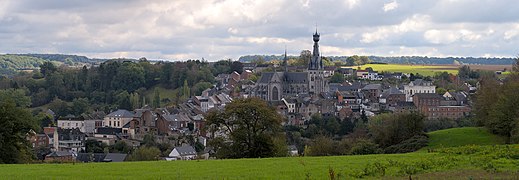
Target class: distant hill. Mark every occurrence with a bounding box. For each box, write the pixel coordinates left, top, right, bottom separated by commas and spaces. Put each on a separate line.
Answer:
239, 55, 515, 65
0, 54, 110, 76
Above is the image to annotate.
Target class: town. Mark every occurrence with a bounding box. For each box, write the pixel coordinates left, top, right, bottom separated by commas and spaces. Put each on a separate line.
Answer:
18, 31, 482, 163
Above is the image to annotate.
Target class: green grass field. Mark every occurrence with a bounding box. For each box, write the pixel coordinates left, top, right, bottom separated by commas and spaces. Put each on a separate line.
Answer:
343, 64, 459, 76
1, 128, 516, 179
426, 127, 506, 150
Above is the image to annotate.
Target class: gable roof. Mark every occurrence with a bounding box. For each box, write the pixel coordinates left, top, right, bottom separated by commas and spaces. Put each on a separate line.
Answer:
106, 109, 134, 118
410, 79, 432, 86
258, 72, 274, 83
104, 153, 127, 162
380, 87, 404, 98
174, 145, 197, 156
362, 84, 382, 90
284, 72, 308, 83
46, 151, 73, 157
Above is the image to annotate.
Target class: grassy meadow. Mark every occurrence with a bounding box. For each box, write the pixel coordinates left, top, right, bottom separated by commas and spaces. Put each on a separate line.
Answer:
1, 128, 517, 179
343, 64, 459, 76
426, 127, 506, 150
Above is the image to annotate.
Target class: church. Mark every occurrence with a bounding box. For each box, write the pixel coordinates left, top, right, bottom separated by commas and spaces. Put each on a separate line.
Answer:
253, 30, 329, 101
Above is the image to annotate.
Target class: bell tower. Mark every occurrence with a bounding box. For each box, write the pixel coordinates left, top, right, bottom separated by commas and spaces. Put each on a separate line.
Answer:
308, 29, 325, 94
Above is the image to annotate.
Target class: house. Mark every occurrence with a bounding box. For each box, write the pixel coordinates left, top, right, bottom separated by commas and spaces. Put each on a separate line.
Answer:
27, 129, 50, 148
57, 118, 85, 132
404, 79, 436, 102
288, 145, 299, 156
413, 93, 470, 120
337, 67, 354, 77
356, 70, 381, 80
379, 87, 406, 109
361, 84, 382, 103
323, 66, 336, 77
93, 127, 122, 145
57, 128, 86, 152
168, 145, 197, 160
45, 151, 74, 162
103, 109, 134, 128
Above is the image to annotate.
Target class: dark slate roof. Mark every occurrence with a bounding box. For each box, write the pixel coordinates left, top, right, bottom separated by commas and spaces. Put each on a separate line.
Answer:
284, 72, 308, 83
329, 82, 363, 92
76, 153, 106, 162
106, 109, 134, 118
362, 84, 382, 90
258, 72, 274, 83
104, 153, 127, 162
380, 87, 404, 98
122, 122, 131, 128
96, 127, 122, 135
413, 93, 442, 99
175, 145, 197, 156
47, 151, 73, 157
410, 79, 432, 86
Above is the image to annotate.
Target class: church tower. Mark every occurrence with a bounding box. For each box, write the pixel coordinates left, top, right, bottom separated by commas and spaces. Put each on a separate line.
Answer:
308, 29, 326, 94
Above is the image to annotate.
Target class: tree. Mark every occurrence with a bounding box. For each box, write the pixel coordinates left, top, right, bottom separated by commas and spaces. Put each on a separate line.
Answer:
115, 91, 131, 110
153, 87, 160, 108
128, 146, 160, 161
182, 80, 190, 99
330, 73, 345, 83
0, 89, 31, 107
230, 61, 244, 74
85, 139, 107, 153
40, 61, 57, 77
368, 112, 425, 148
206, 98, 283, 158
71, 98, 89, 116
296, 50, 312, 66
0, 99, 38, 163
112, 141, 131, 153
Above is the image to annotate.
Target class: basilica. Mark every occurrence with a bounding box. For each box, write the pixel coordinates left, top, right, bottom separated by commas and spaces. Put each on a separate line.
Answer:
253, 30, 329, 101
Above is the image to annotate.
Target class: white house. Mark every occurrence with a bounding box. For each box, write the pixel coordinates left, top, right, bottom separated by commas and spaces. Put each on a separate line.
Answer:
58, 119, 85, 132
403, 79, 436, 102
103, 109, 134, 128
168, 145, 197, 160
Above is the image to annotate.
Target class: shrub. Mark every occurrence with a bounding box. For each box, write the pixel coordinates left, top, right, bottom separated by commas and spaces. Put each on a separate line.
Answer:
349, 140, 381, 155
384, 134, 429, 154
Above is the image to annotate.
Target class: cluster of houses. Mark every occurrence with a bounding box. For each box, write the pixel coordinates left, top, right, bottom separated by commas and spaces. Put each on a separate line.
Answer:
26, 100, 230, 162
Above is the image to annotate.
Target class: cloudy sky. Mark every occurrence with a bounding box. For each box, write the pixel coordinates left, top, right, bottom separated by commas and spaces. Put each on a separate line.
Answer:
0, 0, 518, 61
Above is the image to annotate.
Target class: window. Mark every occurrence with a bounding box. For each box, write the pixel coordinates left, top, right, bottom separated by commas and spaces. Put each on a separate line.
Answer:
109, 121, 112, 126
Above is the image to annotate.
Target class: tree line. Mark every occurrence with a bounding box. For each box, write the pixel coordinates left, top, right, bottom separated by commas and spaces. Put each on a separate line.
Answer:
0, 58, 243, 118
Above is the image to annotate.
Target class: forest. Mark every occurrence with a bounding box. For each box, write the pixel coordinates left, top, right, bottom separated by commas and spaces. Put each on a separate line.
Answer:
0, 58, 242, 118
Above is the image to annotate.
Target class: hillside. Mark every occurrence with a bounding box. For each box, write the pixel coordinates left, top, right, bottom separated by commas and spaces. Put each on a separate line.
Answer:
426, 127, 506, 150
0, 54, 108, 76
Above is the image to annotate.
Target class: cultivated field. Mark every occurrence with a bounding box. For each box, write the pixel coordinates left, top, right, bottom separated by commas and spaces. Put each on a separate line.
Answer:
0, 128, 516, 179
344, 64, 512, 77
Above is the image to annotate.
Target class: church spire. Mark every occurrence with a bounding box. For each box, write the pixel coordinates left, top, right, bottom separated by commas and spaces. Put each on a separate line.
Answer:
283, 46, 288, 72
309, 28, 321, 70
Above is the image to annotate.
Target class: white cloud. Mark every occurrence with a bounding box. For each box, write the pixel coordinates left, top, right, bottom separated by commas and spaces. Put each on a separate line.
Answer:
344, 0, 360, 9
383, 1, 398, 12
361, 14, 430, 43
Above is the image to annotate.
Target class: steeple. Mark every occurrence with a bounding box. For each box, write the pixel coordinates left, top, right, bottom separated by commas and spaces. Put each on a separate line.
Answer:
283, 47, 288, 72
309, 29, 322, 70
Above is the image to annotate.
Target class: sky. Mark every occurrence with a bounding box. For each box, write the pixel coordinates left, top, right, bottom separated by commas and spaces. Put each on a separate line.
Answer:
0, 0, 518, 61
